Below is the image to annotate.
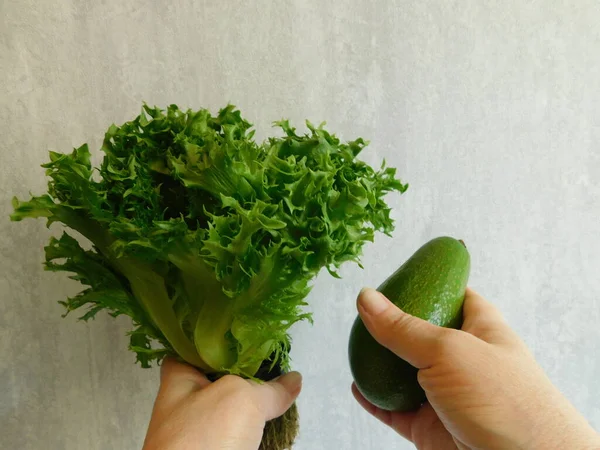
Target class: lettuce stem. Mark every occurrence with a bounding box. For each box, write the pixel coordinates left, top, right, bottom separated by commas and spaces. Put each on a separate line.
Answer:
57, 208, 208, 370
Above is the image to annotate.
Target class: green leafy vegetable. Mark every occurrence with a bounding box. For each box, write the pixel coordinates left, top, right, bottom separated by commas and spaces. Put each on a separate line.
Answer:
11, 104, 407, 378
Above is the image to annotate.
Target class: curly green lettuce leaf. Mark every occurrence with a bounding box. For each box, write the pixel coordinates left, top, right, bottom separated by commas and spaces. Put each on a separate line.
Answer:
11, 104, 407, 377
44, 233, 170, 367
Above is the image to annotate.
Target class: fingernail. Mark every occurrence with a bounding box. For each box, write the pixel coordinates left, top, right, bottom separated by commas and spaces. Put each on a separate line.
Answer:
279, 371, 303, 394
358, 287, 388, 315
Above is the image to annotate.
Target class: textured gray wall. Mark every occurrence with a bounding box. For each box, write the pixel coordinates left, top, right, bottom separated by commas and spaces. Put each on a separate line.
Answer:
1, 1, 599, 449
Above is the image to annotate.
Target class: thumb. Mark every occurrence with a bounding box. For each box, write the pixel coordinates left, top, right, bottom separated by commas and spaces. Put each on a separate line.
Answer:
357, 288, 446, 369
252, 371, 303, 421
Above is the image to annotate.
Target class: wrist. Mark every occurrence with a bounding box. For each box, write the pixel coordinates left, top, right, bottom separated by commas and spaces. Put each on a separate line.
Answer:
522, 418, 599, 449
511, 384, 598, 450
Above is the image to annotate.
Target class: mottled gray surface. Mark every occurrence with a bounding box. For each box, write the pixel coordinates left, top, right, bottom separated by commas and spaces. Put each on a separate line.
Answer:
1, 1, 600, 449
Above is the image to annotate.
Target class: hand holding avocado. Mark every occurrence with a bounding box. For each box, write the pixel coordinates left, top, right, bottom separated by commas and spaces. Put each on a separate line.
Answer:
349, 237, 471, 412
349, 238, 599, 449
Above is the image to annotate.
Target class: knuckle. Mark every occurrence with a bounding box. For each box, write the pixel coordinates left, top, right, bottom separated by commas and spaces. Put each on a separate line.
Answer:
387, 310, 415, 334
433, 328, 464, 355
215, 376, 256, 407
380, 311, 414, 343
218, 374, 247, 391
220, 374, 238, 383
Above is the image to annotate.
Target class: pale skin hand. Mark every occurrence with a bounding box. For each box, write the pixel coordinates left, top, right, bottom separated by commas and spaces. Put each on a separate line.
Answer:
142, 358, 302, 450
352, 287, 600, 450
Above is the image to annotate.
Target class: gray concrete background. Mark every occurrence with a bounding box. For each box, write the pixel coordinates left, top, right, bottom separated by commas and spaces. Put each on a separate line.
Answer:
1, 1, 599, 449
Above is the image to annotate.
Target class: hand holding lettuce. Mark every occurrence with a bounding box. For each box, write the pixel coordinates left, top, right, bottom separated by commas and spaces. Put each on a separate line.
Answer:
11, 104, 407, 449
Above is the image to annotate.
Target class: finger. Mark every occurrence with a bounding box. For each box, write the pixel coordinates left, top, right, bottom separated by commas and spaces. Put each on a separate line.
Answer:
252, 371, 303, 421
357, 288, 446, 368
351, 383, 416, 441
157, 357, 211, 408
145, 358, 211, 434
462, 287, 506, 326
461, 288, 518, 345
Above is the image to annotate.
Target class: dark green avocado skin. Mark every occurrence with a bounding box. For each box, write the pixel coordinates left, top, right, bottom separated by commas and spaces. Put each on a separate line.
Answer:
348, 236, 471, 412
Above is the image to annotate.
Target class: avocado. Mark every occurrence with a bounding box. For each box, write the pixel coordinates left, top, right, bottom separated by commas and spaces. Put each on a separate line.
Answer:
348, 236, 471, 411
